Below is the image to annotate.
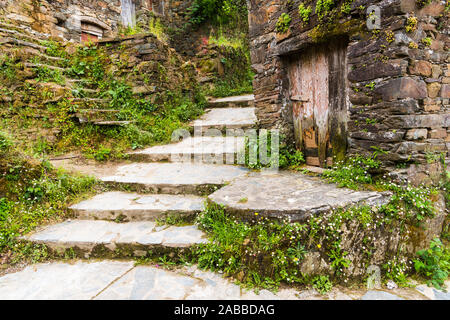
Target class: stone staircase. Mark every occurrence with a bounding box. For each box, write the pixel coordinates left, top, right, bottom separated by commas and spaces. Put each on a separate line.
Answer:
21, 94, 392, 260
0, 22, 129, 126
21, 95, 259, 258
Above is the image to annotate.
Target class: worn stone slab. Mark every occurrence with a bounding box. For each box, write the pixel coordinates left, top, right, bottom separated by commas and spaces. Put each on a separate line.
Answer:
191, 108, 257, 131
415, 282, 450, 300
0, 261, 134, 300
23, 220, 208, 257
208, 171, 391, 221
70, 192, 205, 221
129, 136, 246, 163
208, 94, 254, 108
101, 163, 249, 195
361, 290, 405, 300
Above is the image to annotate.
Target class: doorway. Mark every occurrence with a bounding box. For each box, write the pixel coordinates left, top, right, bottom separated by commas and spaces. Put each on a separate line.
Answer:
286, 40, 348, 167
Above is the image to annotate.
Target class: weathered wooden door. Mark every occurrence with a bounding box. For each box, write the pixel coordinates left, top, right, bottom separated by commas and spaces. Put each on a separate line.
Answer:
289, 47, 330, 167
287, 42, 347, 167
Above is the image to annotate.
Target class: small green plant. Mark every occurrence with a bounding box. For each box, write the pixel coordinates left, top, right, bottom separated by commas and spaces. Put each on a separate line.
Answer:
383, 259, 411, 287
276, 13, 291, 34
421, 37, 432, 47
316, 0, 336, 19
405, 16, 418, 33
414, 238, 450, 290
416, 0, 432, 8
312, 275, 333, 294
0, 131, 12, 154
298, 4, 312, 23
322, 155, 381, 190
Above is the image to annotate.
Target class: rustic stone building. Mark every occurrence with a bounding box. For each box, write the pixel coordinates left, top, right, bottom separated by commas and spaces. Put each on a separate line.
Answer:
0, 0, 164, 41
248, 0, 449, 181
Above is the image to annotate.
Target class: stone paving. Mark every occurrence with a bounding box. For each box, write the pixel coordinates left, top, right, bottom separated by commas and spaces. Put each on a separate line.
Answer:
0, 261, 448, 300
209, 171, 391, 221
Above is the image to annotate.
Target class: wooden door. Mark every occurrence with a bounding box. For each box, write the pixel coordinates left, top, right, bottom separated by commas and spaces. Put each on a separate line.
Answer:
288, 47, 332, 167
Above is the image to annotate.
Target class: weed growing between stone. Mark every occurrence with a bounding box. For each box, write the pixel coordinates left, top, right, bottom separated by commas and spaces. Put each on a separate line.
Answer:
243, 132, 305, 170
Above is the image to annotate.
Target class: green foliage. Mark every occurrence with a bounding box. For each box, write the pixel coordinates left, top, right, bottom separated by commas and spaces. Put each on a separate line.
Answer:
189, 0, 248, 27
414, 238, 450, 290
383, 259, 411, 287
316, 0, 336, 19
35, 65, 65, 84
276, 13, 291, 34
243, 132, 305, 170
312, 275, 333, 294
0, 154, 97, 263
405, 16, 418, 33
0, 131, 12, 154
0, 55, 17, 81
322, 155, 381, 189
193, 203, 309, 289
421, 37, 432, 47
416, 0, 432, 8
298, 3, 312, 23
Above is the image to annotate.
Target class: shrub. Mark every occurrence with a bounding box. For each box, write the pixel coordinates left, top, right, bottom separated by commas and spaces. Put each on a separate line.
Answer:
414, 238, 450, 290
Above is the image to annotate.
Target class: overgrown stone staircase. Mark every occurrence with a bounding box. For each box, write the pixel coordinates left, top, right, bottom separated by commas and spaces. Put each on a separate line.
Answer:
21, 95, 258, 258
21, 94, 391, 263
0, 21, 129, 126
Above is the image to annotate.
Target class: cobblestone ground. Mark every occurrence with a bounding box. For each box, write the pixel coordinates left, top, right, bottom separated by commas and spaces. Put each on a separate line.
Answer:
0, 261, 448, 300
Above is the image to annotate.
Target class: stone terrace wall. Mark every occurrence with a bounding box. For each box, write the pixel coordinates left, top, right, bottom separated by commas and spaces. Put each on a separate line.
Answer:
248, 0, 449, 178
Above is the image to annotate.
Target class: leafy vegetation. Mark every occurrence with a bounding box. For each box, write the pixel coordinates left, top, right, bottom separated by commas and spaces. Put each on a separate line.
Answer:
298, 3, 312, 23
322, 155, 381, 189
276, 13, 292, 34
242, 131, 305, 170
0, 141, 98, 265
188, 0, 248, 28
414, 238, 450, 290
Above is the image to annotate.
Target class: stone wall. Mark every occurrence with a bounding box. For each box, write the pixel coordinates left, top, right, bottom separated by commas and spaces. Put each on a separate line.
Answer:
0, 0, 147, 41
97, 33, 200, 101
248, 0, 449, 177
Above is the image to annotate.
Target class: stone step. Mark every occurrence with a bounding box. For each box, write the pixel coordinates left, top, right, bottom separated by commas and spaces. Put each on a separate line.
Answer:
191, 107, 257, 133
0, 27, 48, 46
0, 37, 47, 52
75, 109, 121, 123
101, 162, 249, 195
0, 21, 50, 40
24, 62, 66, 72
128, 136, 246, 163
207, 94, 255, 108
208, 171, 392, 222
69, 191, 205, 221
22, 220, 208, 259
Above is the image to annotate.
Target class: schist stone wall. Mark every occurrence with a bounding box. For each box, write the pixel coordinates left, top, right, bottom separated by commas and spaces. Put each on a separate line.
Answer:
248, 0, 449, 179
0, 0, 153, 41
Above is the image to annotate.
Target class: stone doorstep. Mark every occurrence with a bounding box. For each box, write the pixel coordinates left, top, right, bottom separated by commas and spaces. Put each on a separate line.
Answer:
208, 171, 392, 222
69, 192, 205, 221
21, 220, 208, 258
128, 136, 246, 163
